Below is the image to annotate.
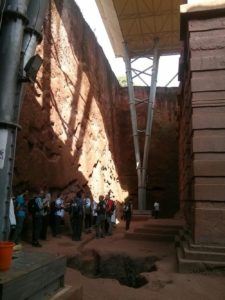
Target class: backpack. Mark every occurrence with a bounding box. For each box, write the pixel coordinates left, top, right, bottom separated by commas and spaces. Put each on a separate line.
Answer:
97, 201, 106, 215
71, 198, 82, 217
50, 200, 56, 214
123, 202, 131, 213
28, 197, 40, 214
106, 199, 115, 216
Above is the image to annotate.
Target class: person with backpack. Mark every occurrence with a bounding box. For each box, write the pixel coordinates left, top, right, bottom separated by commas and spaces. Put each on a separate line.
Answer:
84, 193, 92, 233
49, 197, 56, 237
40, 190, 51, 240
70, 191, 84, 241
123, 198, 133, 231
31, 190, 44, 247
105, 194, 115, 236
96, 195, 106, 238
12, 190, 28, 247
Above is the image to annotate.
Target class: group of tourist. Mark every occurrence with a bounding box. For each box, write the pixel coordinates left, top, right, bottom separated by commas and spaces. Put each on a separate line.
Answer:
9, 189, 133, 249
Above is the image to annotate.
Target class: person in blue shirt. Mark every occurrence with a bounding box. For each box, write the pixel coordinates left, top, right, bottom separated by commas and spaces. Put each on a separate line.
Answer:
13, 190, 28, 246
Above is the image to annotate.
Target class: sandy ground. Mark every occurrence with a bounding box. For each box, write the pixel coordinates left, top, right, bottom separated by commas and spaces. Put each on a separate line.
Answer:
22, 218, 225, 300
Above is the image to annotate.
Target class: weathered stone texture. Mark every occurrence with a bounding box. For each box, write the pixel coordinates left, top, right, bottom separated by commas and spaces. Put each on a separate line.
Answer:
13, 0, 179, 214
194, 204, 225, 245
180, 15, 225, 245
14, 0, 124, 202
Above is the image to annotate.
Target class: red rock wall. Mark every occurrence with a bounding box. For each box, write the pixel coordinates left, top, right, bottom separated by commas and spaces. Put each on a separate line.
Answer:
180, 16, 225, 245
14, 0, 179, 214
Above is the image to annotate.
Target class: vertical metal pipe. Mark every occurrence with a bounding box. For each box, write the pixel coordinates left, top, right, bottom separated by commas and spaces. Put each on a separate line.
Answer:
0, 0, 49, 240
0, 0, 30, 240
23, 0, 49, 67
141, 39, 160, 209
18, 0, 49, 116
123, 44, 143, 209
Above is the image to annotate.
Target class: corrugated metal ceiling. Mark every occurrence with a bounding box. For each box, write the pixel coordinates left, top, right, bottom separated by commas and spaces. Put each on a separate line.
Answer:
96, 0, 186, 57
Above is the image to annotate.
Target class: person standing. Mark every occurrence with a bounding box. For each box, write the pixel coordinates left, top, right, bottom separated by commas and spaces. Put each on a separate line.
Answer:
105, 194, 114, 235
84, 193, 92, 233
111, 200, 116, 228
13, 190, 28, 246
123, 198, 133, 230
53, 193, 64, 237
96, 195, 106, 238
153, 200, 160, 219
70, 191, 84, 241
32, 190, 44, 247
40, 190, 51, 240
9, 196, 18, 248
91, 198, 98, 227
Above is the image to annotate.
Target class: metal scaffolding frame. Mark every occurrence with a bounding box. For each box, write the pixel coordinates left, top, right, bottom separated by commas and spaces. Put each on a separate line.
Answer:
123, 39, 159, 210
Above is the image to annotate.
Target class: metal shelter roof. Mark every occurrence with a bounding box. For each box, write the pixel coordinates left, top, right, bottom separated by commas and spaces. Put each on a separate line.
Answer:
96, 0, 186, 58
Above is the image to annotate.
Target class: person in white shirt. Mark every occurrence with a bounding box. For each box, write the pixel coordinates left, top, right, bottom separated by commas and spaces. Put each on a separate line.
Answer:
9, 197, 16, 240
84, 193, 92, 233
53, 194, 64, 237
91, 198, 98, 226
153, 201, 160, 219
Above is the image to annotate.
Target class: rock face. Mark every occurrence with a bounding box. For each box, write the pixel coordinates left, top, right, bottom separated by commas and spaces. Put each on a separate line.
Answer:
14, 0, 179, 215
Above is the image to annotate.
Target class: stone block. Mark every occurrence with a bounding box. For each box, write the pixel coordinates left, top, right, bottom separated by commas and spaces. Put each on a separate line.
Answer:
190, 35, 225, 51
191, 54, 225, 71
192, 112, 225, 129
194, 160, 225, 176
194, 205, 225, 245
191, 48, 225, 60
189, 17, 225, 32
191, 70, 225, 92
192, 91, 225, 101
193, 135, 225, 152
194, 184, 225, 201
194, 177, 225, 185
190, 29, 225, 41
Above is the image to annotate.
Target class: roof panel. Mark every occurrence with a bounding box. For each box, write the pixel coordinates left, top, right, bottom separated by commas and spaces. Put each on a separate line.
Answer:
96, 0, 185, 57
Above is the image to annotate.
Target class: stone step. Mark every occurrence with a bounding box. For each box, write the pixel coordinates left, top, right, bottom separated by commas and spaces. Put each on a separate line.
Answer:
177, 231, 225, 253
132, 215, 152, 221
189, 242, 225, 253
182, 241, 225, 262
144, 223, 183, 231
134, 227, 179, 235
50, 284, 83, 300
125, 232, 175, 242
131, 212, 152, 221
176, 247, 225, 273
0, 251, 66, 300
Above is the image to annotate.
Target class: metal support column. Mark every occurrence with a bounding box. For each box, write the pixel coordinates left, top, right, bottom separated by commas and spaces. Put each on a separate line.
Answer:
123, 39, 160, 210
123, 44, 142, 207
141, 39, 159, 209
0, 0, 48, 240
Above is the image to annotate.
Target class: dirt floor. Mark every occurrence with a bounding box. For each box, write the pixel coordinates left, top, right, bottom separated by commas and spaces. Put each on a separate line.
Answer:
22, 217, 225, 300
